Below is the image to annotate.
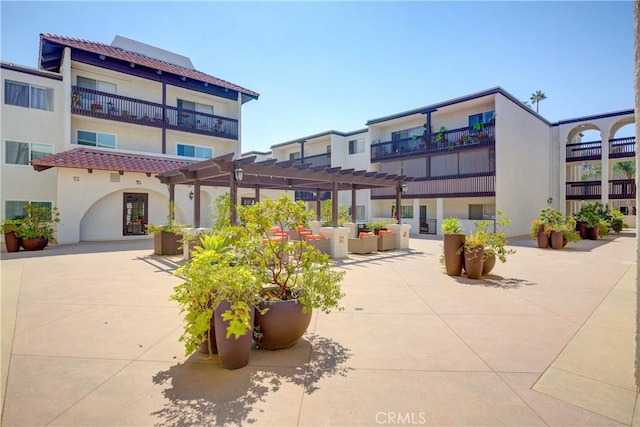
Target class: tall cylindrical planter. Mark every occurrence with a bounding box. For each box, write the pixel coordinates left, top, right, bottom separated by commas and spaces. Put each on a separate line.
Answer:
577, 221, 588, 239
588, 226, 599, 240
482, 254, 496, 276
4, 232, 21, 252
254, 299, 312, 350
214, 300, 254, 369
197, 315, 218, 355
443, 234, 465, 276
550, 231, 564, 249
536, 226, 550, 249
464, 246, 484, 280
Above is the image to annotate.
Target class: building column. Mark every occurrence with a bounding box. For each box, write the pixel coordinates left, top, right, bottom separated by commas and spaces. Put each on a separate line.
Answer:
436, 198, 444, 236
600, 130, 610, 206
559, 137, 567, 215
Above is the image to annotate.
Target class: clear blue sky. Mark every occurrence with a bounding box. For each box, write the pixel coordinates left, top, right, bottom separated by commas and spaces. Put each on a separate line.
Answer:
1, 1, 635, 151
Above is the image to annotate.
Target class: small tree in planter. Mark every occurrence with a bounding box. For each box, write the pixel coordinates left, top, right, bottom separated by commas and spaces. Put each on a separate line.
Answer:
16, 204, 60, 251
2, 219, 23, 252
461, 211, 515, 278
146, 202, 189, 255
530, 206, 579, 249
441, 217, 465, 276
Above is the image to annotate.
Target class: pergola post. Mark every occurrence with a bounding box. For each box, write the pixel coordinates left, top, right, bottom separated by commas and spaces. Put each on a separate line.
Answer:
351, 186, 357, 223
395, 183, 402, 224
193, 179, 201, 228
230, 171, 238, 226
331, 181, 338, 227
255, 187, 260, 202
168, 183, 175, 220
316, 191, 322, 221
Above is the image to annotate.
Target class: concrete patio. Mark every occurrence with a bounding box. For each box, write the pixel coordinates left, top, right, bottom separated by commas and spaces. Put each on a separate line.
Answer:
1, 231, 637, 426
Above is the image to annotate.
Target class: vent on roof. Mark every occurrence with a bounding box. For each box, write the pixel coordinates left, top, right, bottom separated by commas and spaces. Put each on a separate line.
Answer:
110, 172, 121, 183
111, 35, 195, 70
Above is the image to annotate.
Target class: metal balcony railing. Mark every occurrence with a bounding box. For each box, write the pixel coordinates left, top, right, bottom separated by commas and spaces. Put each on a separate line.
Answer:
295, 191, 331, 202
566, 137, 635, 161
371, 124, 495, 162
565, 179, 635, 200
371, 172, 495, 199
71, 86, 238, 140
292, 152, 331, 168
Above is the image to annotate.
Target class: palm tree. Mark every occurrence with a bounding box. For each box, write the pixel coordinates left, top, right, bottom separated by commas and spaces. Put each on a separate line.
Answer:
613, 161, 635, 179
522, 100, 532, 109
529, 90, 547, 113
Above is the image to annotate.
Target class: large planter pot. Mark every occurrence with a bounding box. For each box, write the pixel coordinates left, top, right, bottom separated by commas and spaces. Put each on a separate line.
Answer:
254, 299, 312, 350
153, 231, 182, 255
197, 315, 218, 355
550, 231, 564, 249
21, 237, 48, 251
536, 226, 550, 249
577, 221, 588, 239
464, 246, 484, 280
214, 300, 254, 370
482, 254, 496, 276
587, 226, 599, 240
4, 232, 21, 252
443, 234, 465, 276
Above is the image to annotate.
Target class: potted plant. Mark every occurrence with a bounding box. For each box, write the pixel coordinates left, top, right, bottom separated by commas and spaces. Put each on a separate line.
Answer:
15, 204, 60, 251
237, 195, 345, 350
172, 233, 261, 369
1, 219, 22, 252
367, 219, 395, 235
575, 202, 611, 240
146, 202, 188, 255
460, 211, 515, 279
441, 217, 465, 276
462, 231, 486, 280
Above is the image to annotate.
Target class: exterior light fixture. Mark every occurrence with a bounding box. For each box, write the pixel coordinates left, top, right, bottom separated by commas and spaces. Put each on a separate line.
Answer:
547, 197, 553, 205
234, 167, 244, 182
189, 191, 194, 200
401, 182, 408, 194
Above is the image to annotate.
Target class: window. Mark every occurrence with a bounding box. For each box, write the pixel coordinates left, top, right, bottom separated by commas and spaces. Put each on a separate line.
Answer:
348, 139, 364, 155
289, 152, 301, 160
77, 77, 116, 94
5, 201, 52, 220
348, 205, 365, 221
5, 141, 53, 165
123, 193, 147, 236
177, 143, 213, 159
177, 99, 213, 114
469, 204, 495, 220
468, 111, 495, 129
391, 126, 423, 141
4, 80, 53, 111
77, 130, 116, 148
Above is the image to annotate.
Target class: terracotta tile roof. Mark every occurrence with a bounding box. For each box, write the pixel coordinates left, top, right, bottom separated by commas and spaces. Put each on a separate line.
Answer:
40, 33, 259, 98
31, 147, 195, 174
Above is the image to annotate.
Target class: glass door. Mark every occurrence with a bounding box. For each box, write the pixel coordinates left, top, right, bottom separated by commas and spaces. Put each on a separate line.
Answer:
123, 193, 148, 235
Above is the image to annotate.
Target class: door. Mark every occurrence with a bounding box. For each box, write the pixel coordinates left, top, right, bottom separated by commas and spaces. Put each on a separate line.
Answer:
123, 193, 148, 235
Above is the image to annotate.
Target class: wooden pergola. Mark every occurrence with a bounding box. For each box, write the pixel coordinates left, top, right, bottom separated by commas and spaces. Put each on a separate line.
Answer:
156, 153, 414, 227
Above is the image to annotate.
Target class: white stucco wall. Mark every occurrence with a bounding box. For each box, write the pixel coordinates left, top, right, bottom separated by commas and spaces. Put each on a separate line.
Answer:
494, 94, 551, 236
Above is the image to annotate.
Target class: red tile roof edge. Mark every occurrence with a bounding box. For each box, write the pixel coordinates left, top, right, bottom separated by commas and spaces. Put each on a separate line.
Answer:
40, 33, 259, 98
31, 147, 196, 174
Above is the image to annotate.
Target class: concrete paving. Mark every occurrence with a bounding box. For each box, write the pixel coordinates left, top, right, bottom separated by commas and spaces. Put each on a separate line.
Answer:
0, 232, 637, 426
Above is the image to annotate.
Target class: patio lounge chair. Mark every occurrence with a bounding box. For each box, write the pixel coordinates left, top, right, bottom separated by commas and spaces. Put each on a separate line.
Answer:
377, 230, 396, 251
348, 233, 378, 255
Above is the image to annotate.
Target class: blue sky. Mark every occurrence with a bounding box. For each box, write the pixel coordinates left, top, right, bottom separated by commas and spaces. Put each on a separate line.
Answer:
1, 1, 635, 151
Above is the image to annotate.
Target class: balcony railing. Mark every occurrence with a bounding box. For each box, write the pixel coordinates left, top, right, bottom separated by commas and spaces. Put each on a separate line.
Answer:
371, 172, 495, 199
292, 152, 331, 168
371, 124, 495, 162
566, 137, 636, 162
71, 86, 238, 140
566, 179, 635, 200
295, 191, 331, 202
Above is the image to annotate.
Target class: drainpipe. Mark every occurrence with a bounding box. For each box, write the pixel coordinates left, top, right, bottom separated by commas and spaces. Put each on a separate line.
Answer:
162, 82, 167, 154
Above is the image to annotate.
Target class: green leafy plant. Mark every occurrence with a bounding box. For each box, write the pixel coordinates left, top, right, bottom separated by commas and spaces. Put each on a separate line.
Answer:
1, 219, 22, 234
441, 217, 464, 235
461, 211, 514, 263
146, 201, 188, 235
611, 208, 625, 233
367, 219, 395, 232
15, 204, 60, 241
319, 199, 350, 227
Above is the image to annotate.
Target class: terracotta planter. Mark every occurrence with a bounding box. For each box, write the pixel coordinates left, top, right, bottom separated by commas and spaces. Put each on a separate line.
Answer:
214, 300, 254, 369
464, 246, 484, 280
577, 221, 588, 239
550, 231, 564, 249
153, 231, 182, 255
587, 226, 599, 240
254, 299, 312, 350
4, 232, 21, 252
21, 237, 48, 251
443, 234, 465, 276
482, 254, 496, 276
536, 226, 550, 249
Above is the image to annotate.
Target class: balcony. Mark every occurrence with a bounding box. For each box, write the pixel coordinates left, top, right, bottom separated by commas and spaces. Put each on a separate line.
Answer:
292, 152, 331, 168
371, 172, 495, 199
295, 191, 331, 202
71, 86, 238, 140
371, 124, 495, 162
565, 179, 635, 200
566, 137, 636, 162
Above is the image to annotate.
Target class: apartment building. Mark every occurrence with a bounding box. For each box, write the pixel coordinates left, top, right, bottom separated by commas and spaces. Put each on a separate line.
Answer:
1, 34, 259, 244
264, 88, 635, 237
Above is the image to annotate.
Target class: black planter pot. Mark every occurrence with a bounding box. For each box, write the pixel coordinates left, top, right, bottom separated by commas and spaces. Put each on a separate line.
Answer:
197, 315, 218, 355
214, 300, 254, 369
587, 226, 599, 240
21, 237, 48, 251
254, 299, 312, 350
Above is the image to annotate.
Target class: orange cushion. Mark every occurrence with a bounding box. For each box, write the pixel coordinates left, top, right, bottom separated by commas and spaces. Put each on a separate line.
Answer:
299, 231, 311, 236
359, 232, 374, 239
378, 230, 393, 235
270, 226, 282, 233
298, 225, 306, 232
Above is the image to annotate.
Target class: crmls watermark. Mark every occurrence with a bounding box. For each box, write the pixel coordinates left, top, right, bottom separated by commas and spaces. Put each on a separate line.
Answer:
375, 412, 427, 425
